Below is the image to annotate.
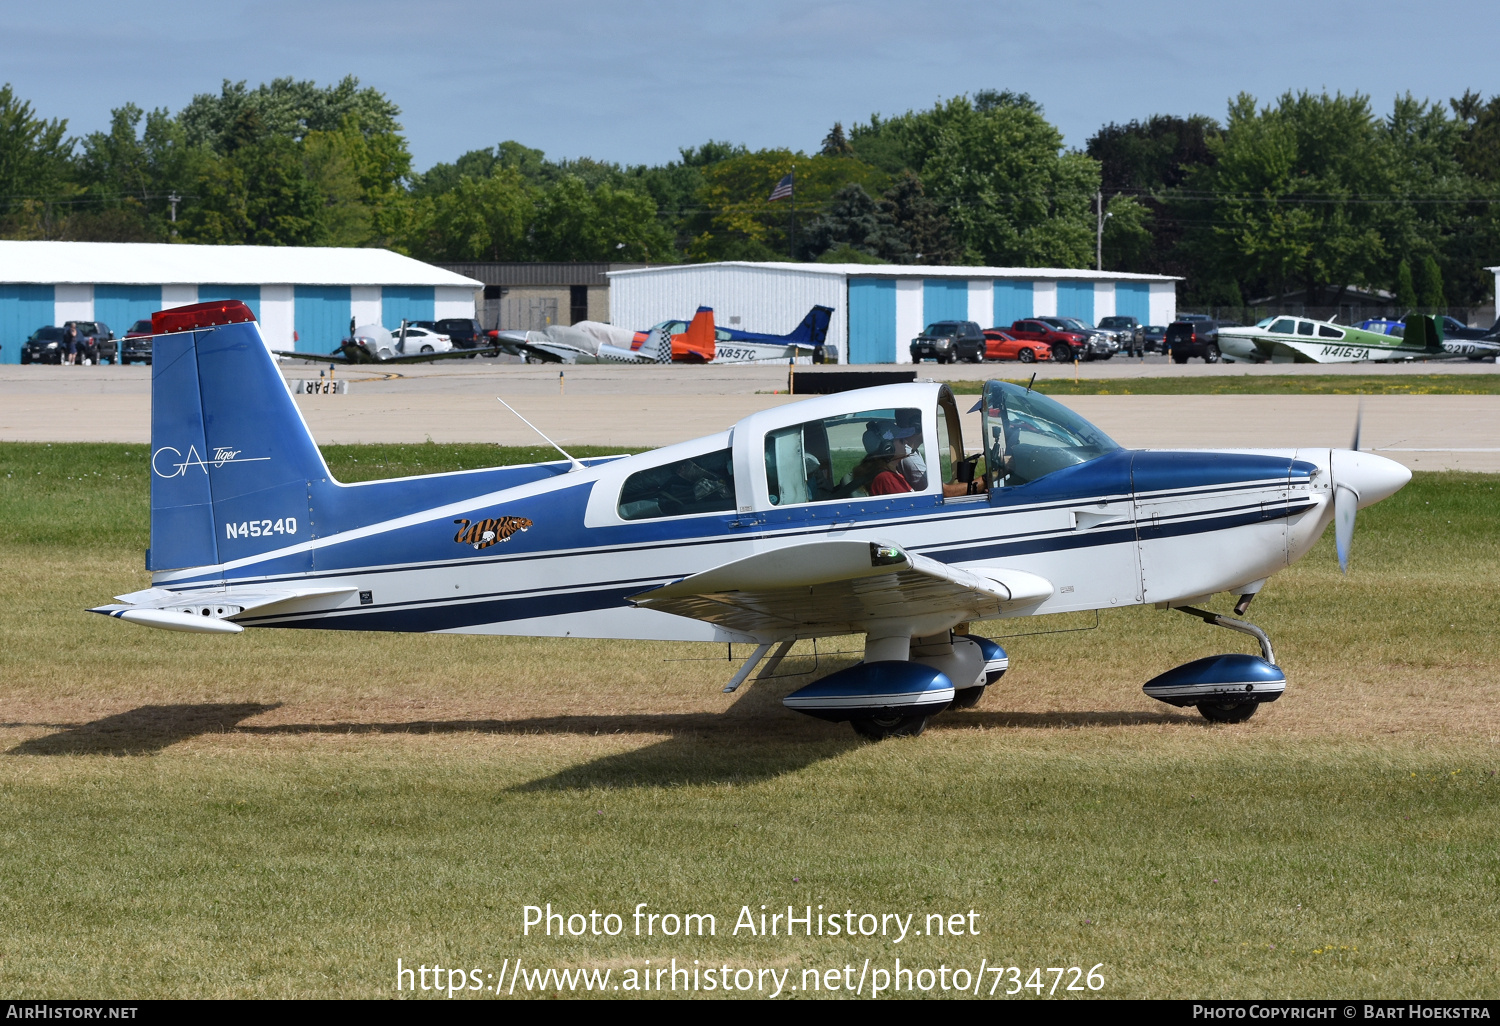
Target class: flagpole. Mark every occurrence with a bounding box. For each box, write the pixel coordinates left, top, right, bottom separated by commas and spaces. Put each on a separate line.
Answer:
790, 164, 796, 260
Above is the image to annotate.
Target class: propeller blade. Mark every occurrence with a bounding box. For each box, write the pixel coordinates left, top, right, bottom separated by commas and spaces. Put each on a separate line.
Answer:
1351, 398, 1363, 452
1334, 484, 1357, 574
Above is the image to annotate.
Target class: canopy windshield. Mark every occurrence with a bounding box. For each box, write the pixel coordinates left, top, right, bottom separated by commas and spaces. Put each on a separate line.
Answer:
979, 380, 1120, 487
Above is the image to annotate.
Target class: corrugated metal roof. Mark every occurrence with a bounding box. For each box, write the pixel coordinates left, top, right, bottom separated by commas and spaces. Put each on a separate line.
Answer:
437, 261, 648, 286
0, 241, 482, 287
607, 260, 1179, 282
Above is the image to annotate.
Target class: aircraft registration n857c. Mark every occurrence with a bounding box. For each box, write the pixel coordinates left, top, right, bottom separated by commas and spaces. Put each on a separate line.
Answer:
92, 301, 1412, 739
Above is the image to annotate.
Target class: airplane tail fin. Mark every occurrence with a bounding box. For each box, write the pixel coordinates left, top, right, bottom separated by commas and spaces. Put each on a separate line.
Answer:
786, 305, 833, 345
672, 306, 718, 362
149, 301, 330, 574
1402, 314, 1444, 351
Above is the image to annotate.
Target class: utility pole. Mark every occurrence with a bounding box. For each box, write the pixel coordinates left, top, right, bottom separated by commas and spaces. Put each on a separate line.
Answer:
790, 164, 797, 261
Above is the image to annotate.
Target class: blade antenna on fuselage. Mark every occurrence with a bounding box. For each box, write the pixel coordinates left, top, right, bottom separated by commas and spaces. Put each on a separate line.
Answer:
1026, 372, 1036, 393
496, 397, 586, 473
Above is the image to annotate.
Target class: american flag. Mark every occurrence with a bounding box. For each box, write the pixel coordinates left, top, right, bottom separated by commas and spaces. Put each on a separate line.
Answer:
768, 172, 794, 201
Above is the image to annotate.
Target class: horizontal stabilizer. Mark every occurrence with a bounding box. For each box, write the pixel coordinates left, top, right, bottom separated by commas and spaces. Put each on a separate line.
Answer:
91, 584, 359, 632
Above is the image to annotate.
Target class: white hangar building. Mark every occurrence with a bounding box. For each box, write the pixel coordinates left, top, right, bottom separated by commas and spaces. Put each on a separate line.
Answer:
0, 241, 481, 363
608, 261, 1179, 363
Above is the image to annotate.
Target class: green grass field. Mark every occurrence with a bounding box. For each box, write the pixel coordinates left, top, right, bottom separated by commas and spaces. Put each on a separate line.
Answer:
1, 443, 1497, 999
943, 374, 1500, 396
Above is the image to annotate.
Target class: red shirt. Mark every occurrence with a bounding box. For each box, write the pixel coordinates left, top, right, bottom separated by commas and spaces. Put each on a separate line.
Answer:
869, 469, 912, 495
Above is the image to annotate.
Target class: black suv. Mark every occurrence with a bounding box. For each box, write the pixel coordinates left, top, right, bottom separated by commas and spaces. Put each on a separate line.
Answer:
122, 319, 154, 365
910, 320, 985, 363
1098, 315, 1144, 355
1164, 316, 1220, 363
428, 318, 489, 350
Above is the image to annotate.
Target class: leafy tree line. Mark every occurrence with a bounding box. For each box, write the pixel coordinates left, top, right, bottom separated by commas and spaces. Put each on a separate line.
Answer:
1, 78, 1497, 305
1088, 90, 1500, 307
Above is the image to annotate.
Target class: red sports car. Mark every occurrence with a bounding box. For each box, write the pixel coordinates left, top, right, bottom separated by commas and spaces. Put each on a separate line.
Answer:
982, 329, 1053, 363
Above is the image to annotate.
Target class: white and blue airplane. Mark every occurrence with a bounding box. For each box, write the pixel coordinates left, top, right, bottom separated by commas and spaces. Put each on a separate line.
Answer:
91, 300, 1412, 738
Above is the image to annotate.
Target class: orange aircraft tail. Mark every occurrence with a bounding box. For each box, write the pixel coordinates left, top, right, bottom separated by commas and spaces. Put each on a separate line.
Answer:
671, 306, 718, 362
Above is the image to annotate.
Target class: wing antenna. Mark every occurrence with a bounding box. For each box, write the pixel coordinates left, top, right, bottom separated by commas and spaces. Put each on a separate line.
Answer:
496, 397, 586, 473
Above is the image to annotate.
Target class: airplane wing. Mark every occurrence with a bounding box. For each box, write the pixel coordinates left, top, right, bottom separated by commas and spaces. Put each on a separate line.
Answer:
88, 585, 360, 633
627, 539, 1052, 637
490, 330, 594, 364
273, 347, 490, 365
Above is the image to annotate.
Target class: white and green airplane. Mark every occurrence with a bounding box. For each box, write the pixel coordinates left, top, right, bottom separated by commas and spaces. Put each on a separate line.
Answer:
1218, 315, 1445, 364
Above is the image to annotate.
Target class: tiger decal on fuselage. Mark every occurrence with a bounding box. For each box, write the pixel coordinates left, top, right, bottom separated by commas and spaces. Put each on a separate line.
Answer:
452, 516, 533, 550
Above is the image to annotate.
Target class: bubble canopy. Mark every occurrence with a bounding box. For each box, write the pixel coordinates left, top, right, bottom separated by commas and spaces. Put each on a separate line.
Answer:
977, 380, 1120, 488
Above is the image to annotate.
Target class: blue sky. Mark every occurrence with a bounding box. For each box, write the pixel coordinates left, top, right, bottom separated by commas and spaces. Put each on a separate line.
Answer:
6, 0, 1496, 170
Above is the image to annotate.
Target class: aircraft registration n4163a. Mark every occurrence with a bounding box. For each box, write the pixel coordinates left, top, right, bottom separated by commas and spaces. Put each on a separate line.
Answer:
93, 301, 1412, 739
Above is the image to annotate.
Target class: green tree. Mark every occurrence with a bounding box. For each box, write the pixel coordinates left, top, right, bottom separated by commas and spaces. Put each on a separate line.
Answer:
530, 176, 672, 261
820, 123, 853, 156
1417, 255, 1447, 308
303, 117, 413, 247
1101, 193, 1154, 270
1395, 259, 1418, 307
178, 110, 322, 246
920, 96, 1099, 266
178, 76, 402, 151
1186, 91, 1391, 304
1086, 114, 1219, 280
420, 170, 533, 261
878, 171, 961, 264
689, 149, 885, 260
0, 84, 75, 238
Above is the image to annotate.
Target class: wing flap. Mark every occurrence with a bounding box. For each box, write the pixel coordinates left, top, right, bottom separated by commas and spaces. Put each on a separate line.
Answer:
629, 540, 1034, 637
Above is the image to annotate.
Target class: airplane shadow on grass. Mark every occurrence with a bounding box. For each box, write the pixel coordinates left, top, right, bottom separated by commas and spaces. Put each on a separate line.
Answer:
7, 703, 280, 756
7, 668, 1202, 786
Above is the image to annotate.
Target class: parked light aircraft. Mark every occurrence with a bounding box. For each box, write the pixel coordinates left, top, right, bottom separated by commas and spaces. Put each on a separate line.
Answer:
1218, 314, 1447, 363
1360, 318, 1500, 363
494, 306, 832, 365
92, 301, 1411, 738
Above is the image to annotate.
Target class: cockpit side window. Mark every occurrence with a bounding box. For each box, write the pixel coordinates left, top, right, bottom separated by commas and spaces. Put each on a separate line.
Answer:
618, 448, 735, 521
1268, 318, 1296, 334
1296, 321, 1315, 336
981, 380, 1119, 488
764, 407, 927, 506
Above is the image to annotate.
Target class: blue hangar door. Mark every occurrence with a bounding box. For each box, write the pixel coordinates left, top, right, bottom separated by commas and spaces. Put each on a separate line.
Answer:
381, 287, 434, 331
847, 278, 896, 364
0, 285, 54, 364
93, 285, 161, 340
294, 286, 352, 354
1057, 282, 1095, 325
923, 279, 968, 326
1115, 282, 1150, 324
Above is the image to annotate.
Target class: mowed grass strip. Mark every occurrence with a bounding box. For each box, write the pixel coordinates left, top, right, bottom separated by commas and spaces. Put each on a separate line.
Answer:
943, 374, 1500, 396
0, 443, 1497, 998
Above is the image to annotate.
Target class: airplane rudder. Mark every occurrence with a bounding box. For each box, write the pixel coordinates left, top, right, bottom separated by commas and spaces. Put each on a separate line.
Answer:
149, 328, 219, 571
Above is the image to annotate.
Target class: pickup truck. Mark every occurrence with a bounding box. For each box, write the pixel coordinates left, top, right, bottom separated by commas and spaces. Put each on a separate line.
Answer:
1098, 315, 1144, 356
1006, 319, 1095, 362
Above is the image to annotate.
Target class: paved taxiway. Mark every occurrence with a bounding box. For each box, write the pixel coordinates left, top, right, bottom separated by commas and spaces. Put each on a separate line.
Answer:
2, 359, 1497, 471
